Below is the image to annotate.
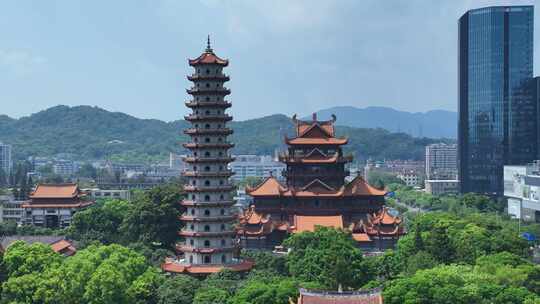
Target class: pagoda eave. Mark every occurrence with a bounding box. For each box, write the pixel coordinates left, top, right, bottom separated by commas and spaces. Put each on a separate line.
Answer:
183, 143, 235, 149
183, 156, 235, 163
187, 75, 230, 81
180, 215, 236, 222
178, 230, 237, 237
186, 88, 231, 96
184, 185, 235, 192
184, 115, 233, 122
184, 128, 233, 135
182, 171, 234, 178
185, 101, 232, 108
176, 244, 237, 253
180, 200, 235, 207
161, 259, 254, 275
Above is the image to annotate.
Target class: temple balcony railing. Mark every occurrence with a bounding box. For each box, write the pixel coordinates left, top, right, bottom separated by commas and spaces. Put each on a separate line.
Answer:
186, 88, 231, 95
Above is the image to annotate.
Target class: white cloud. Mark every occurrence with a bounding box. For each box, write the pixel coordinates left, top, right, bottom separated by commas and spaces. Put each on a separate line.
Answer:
0, 49, 47, 77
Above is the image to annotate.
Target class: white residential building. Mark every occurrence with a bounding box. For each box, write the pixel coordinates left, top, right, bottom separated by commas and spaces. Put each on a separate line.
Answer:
425, 143, 457, 180
229, 155, 285, 182
504, 161, 540, 222
397, 171, 420, 187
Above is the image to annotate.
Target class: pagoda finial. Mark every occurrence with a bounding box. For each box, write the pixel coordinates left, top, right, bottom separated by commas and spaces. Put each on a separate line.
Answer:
206, 34, 213, 53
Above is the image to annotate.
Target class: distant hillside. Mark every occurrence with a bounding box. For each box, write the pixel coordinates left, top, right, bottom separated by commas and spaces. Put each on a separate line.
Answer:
0, 105, 454, 163
306, 106, 457, 138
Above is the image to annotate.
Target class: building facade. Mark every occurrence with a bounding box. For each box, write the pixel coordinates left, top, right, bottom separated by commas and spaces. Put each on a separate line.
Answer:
237, 114, 404, 252
425, 143, 457, 180
162, 39, 252, 275
22, 184, 94, 228
397, 171, 420, 187
229, 155, 285, 182
0, 193, 23, 224
0, 143, 12, 177
458, 6, 536, 195
425, 180, 460, 196
504, 161, 540, 222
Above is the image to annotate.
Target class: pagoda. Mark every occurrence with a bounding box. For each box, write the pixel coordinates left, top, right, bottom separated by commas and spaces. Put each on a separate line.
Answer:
162, 37, 252, 274
237, 114, 404, 251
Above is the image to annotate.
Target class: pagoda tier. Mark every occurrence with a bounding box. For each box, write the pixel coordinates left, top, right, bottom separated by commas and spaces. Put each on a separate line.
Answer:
164, 38, 251, 275
236, 114, 405, 252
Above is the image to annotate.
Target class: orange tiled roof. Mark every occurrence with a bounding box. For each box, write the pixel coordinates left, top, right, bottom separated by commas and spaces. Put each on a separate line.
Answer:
30, 184, 80, 199
189, 52, 228, 66
50, 239, 77, 256
342, 176, 387, 196
293, 215, 343, 233
22, 202, 94, 209
297, 288, 383, 304
245, 176, 287, 196
161, 259, 253, 274
247, 175, 385, 198
287, 114, 347, 146
285, 137, 348, 146
371, 208, 402, 225
352, 233, 372, 242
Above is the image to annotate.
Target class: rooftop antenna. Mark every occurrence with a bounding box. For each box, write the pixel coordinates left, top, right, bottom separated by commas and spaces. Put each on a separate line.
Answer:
205, 34, 213, 53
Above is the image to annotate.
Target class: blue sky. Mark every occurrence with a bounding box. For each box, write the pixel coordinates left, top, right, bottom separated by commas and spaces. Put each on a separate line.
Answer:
0, 0, 537, 121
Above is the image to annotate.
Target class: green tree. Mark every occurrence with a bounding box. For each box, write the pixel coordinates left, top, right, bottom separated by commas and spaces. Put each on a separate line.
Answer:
230, 278, 298, 304
193, 287, 230, 304
283, 227, 366, 289
126, 268, 165, 304
120, 183, 183, 247
2, 241, 62, 277
78, 163, 98, 179
156, 275, 201, 304
67, 199, 130, 245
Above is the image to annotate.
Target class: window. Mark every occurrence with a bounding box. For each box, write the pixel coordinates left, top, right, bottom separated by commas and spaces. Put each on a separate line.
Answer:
219, 180, 224, 185
204, 210, 210, 216
206, 97, 210, 101
190, 224, 194, 230
205, 166, 211, 172
220, 194, 224, 200
192, 180, 196, 185
204, 225, 210, 232
218, 138, 222, 142
193, 166, 197, 171
218, 152, 223, 156
221, 239, 226, 246
204, 256, 211, 264
205, 110, 210, 115
190, 256, 193, 263
220, 224, 225, 231
205, 124, 211, 129
205, 151, 211, 157
220, 209, 225, 215
205, 138, 210, 143
204, 195, 210, 201
206, 69, 210, 74
191, 195, 196, 200
205, 180, 210, 186
221, 255, 226, 263
205, 83, 210, 88
191, 209, 195, 215
190, 239, 194, 245
204, 240, 210, 247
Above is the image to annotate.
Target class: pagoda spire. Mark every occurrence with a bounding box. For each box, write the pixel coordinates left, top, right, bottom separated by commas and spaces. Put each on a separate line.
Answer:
205, 34, 213, 53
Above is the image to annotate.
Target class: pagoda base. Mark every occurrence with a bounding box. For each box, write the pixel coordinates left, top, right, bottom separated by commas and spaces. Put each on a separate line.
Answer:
161, 258, 254, 275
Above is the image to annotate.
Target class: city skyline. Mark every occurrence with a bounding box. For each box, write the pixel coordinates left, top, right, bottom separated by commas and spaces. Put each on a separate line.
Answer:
1, 0, 538, 122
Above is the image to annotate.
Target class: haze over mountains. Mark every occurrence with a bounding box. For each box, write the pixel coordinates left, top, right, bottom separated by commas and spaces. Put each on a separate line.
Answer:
0, 105, 455, 162
306, 106, 457, 139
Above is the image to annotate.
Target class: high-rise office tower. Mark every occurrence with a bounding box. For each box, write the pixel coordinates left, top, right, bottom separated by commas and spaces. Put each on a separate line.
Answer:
425, 143, 457, 180
458, 5, 535, 195
0, 142, 12, 177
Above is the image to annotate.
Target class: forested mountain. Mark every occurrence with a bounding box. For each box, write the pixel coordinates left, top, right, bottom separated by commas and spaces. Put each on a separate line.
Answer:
0, 105, 453, 163
308, 106, 457, 138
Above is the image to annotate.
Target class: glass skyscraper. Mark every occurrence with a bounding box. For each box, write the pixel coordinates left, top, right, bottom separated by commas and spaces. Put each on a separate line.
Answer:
458, 6, 535, 195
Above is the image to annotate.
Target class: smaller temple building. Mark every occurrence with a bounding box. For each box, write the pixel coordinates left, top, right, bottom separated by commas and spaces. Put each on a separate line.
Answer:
296, 288, 383, 304
22, 184, 93, 228
237, 114, 404, 251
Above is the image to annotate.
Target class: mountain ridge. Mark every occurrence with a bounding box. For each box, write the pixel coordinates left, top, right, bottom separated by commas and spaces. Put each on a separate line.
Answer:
0, 105, 454, 163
